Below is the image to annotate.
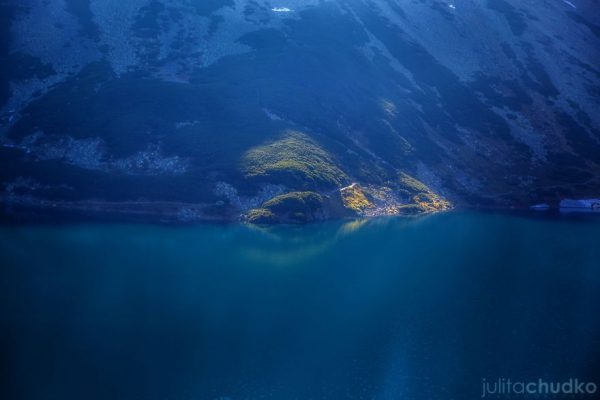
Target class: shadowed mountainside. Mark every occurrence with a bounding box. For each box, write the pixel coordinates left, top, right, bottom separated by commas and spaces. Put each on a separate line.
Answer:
1, 0, 599, 222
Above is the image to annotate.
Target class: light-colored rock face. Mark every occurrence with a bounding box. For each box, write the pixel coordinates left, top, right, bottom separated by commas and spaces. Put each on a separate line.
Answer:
5, 1, 599, 118
1, 0, 599, 209
0, 2, 282, 120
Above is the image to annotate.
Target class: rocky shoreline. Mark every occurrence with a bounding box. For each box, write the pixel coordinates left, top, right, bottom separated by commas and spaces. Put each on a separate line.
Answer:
0, 191, 448, 225
531, 199, 600, 213
3, 195, 600, 226
0, 196, 232, 225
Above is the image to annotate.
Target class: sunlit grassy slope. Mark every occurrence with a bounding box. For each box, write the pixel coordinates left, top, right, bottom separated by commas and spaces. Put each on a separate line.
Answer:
242, 131, 349, 189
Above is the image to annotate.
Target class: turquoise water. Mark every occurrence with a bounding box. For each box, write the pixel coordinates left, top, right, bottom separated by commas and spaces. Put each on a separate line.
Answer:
1, 212, 599, 399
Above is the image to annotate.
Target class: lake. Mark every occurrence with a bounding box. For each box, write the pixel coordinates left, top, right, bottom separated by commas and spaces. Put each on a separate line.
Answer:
1, 212, 599, 399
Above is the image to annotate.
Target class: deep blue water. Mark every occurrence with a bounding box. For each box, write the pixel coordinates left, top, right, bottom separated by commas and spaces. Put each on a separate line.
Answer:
1, 212, 599, 400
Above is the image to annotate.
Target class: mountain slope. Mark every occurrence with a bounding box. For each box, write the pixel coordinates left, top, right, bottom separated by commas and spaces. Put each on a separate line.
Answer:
1, 0, 599, 221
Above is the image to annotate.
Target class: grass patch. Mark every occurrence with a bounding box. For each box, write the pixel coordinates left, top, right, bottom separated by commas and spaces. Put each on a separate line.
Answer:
398, 172, 431, 194
263, 191, 323, 211
340, 183, 372, 212
398, 172, 451, 212
412, 192, 451, 212
246, 208, 278, 224
242, 130, 348, 189
247, 191, 325, 224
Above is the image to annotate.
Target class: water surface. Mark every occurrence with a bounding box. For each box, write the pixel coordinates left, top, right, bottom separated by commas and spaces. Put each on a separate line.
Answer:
1, 212, 599, 399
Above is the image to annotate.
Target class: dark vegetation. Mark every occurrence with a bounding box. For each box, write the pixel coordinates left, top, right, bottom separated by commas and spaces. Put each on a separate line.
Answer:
246, 191, 325, 224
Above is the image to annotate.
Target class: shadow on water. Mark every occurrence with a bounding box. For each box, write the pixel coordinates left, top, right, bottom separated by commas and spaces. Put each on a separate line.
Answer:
0, 211, 599, 399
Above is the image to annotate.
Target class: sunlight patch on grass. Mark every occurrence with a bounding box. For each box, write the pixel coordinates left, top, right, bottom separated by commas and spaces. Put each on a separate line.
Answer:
241, 130, 348, 188
340, 183, 373, 212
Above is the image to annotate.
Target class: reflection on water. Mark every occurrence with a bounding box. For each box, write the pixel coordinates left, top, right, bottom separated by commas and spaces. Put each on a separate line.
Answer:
1, 212, 599, 400
239, 218, 375, 265
239, 216, 433, 266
